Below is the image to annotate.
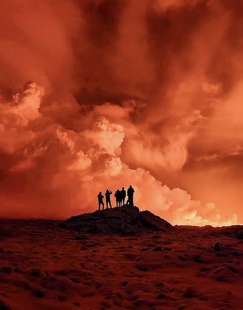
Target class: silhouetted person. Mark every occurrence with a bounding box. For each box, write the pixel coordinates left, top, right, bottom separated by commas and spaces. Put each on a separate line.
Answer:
121, 187, 126, 206
127, 185, 135, 207
105, 189, 112, 209
115, 189, 121, 207
98, 192, 104, 211
118, 190, 123, 207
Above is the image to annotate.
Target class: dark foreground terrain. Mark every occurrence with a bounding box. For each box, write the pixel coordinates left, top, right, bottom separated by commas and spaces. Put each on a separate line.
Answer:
0, 217, 243, 309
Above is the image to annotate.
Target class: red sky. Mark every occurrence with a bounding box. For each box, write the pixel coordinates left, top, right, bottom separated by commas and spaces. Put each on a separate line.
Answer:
0, 0, 242, 226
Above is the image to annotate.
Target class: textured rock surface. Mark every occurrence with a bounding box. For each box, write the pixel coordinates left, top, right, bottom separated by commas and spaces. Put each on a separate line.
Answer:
0, 220, 243, 309
63, 206, 174, 234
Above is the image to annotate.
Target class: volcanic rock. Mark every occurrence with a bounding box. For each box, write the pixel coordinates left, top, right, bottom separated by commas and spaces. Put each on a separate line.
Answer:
63, 206, 173, 234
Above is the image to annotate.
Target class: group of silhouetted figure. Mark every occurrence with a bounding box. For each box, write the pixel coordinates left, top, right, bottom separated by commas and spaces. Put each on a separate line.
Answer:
97, 185, 135, 211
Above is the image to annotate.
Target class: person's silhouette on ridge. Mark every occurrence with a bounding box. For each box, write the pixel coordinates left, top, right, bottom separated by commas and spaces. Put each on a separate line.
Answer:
98, 192, 104, 211
115, 189, 121, 207
105, 189, 112, 209
121, 187, 126, 206
127, 185, 135, 207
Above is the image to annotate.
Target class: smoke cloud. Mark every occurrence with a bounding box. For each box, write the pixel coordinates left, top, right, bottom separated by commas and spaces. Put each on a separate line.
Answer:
0, 0, 242, 225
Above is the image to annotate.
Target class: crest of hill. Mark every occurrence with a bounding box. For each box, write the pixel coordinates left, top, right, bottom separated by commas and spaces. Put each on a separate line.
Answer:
63, 206, 174, 234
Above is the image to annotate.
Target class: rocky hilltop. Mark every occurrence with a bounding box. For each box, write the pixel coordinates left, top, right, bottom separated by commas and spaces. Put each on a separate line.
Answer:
64, 206, 173, 234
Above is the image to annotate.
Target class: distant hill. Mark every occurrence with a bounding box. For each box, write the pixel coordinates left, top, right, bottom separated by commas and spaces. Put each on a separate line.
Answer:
63, 206, 174, 234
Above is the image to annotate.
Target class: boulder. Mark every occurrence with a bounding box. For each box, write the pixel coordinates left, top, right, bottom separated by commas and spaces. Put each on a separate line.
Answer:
63, 206, 173, 234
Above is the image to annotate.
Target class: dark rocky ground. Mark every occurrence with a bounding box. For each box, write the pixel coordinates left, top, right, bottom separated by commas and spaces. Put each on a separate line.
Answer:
63, 206, 173, 234
0, 209, 243, 309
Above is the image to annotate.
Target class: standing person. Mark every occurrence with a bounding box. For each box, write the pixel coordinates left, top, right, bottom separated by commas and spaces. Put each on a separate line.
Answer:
118, 190, 122, 207
121, 187, 126, 206
127, 185, 135, 207
115, 189, 121, 207
105, 189, 112, 209
97, 192, 104, 211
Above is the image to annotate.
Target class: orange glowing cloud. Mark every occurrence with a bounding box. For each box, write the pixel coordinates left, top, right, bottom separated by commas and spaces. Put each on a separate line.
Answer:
0, 0, 242, 226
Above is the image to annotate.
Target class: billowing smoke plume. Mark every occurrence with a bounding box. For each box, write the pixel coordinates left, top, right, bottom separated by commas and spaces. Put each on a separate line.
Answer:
0, 0, 242, 225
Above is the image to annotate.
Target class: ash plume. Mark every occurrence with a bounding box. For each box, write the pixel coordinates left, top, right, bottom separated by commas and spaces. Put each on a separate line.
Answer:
0, 0, 242, 225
